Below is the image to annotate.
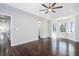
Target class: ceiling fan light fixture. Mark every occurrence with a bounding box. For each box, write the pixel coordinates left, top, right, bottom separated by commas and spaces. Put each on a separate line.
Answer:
48, 8, 52, 12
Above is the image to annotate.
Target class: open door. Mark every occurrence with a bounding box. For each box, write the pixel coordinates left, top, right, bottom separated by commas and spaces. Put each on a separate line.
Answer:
0, 15, 11, 56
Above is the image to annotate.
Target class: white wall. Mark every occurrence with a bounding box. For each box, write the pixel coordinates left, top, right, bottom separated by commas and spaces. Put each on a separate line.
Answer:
40, 20, 48, 38
0, 4, 46, 46
48, 21, 51, 37
75, 15, 79, 42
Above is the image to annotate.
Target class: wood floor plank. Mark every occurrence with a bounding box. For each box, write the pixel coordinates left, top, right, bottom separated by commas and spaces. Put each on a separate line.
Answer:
10, 38, 79, 56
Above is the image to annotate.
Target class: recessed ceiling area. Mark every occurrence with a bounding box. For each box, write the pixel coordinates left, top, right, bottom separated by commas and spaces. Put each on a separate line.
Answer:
5, 3, 79, 20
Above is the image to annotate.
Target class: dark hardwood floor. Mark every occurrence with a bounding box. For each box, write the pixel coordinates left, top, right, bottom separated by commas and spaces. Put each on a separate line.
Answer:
10, 37, 79, 56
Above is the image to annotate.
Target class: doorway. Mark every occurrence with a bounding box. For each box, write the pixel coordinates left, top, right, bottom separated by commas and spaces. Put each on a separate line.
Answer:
0, 14, 11, 56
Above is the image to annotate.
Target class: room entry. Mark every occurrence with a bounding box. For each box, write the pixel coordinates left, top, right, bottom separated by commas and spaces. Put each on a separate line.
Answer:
0, 15, 11, 56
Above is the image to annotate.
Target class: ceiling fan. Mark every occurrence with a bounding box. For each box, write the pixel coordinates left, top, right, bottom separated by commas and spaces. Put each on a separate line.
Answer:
40, 3, 63, 14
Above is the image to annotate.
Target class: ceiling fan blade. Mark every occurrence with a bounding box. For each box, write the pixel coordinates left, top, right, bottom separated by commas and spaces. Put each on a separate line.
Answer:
52, 10, 56, 13
52, 3, 56, 7
53, 6, 63, 9
45, 11, 48, 14
49, 3, 51, 7
41, 4, 48, 8
40, 9, 47, 11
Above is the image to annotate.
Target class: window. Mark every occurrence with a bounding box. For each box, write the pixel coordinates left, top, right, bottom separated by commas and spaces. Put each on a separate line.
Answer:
60, 23, 66, 32
70, 21, 74, 32
53, 24, 56, 32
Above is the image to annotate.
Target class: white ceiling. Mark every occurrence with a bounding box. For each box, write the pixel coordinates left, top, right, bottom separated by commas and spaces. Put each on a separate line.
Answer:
6, 3, 79, 20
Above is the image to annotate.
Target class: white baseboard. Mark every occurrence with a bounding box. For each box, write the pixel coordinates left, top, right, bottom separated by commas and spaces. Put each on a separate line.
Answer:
11, 38, 38, 46
11, 37, 79, 46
